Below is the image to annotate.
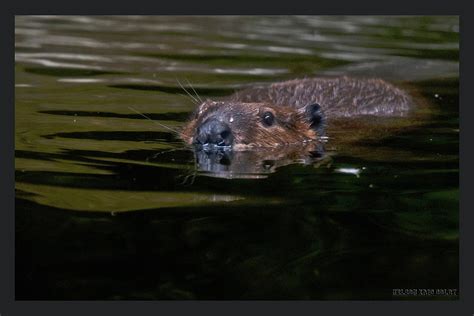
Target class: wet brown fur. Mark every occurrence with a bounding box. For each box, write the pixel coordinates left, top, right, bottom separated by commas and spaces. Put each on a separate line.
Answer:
229, 76, 415, 118
181, 76, 425, 150
181, 100, 317, 149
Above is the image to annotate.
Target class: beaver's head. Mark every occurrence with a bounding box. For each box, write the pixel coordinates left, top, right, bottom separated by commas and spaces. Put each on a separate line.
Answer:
181, 100, 325, 150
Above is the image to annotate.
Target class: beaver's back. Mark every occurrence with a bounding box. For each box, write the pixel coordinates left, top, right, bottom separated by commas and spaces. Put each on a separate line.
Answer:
229, 77, 415, 118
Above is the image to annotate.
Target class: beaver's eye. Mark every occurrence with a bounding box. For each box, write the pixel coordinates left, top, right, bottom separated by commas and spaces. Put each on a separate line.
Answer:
262, 111, 275, 127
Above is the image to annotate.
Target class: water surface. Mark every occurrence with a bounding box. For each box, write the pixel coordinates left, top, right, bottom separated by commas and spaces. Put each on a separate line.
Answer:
15, 15, 459, 300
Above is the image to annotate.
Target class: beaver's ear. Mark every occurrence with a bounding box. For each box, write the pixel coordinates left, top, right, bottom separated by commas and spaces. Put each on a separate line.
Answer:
304, 103, 325, 135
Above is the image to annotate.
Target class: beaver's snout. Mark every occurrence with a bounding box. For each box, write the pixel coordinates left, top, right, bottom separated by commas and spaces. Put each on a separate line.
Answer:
194, 118, 234, 147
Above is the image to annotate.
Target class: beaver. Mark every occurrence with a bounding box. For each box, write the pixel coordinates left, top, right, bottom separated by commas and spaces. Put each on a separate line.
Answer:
181, 76, 422, 151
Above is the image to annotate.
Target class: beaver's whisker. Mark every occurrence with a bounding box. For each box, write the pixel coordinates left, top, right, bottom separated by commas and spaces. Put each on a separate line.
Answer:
178, 92, 198, 105
176, 77, 199, 104
128, 106, 185, 137
148, 147, 186, 160
177, 171, 197, 186
185, 78, 203, 103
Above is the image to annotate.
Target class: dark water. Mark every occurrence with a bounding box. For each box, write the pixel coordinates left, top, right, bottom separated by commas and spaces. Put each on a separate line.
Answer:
15, 16, 459, 300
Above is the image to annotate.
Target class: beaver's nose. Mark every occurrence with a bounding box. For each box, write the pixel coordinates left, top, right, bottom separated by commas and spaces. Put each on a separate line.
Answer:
195, 118, 234, 147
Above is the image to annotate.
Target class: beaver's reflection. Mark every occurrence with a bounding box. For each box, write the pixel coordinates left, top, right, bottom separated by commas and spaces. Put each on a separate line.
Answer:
193, 142, 326, 179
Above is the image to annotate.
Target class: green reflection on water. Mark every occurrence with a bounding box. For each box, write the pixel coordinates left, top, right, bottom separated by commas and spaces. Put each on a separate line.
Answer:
15, 15, 459, 300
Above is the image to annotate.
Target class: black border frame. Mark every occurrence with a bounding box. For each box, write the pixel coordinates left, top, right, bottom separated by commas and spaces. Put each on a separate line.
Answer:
3, 4, 472, 316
